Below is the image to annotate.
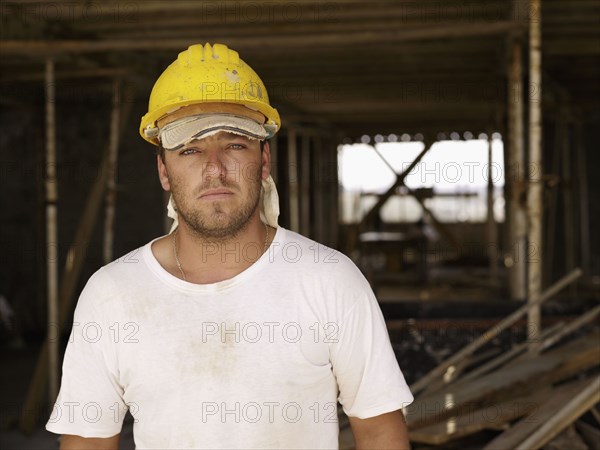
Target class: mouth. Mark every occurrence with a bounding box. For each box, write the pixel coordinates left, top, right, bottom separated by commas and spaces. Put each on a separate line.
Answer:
199, 188, 234, 200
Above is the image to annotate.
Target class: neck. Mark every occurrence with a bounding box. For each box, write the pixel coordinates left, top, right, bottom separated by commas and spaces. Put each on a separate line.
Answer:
173, 214, 271, 284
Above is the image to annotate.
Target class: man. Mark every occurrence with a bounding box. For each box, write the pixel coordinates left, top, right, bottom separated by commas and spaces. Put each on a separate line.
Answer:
46, 43, 413, 449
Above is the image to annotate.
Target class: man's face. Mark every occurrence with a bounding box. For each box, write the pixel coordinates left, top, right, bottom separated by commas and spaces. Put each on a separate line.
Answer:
157, 131, 270, 240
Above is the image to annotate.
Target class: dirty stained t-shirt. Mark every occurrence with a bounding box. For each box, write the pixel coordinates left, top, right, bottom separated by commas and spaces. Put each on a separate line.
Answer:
46, 227, 413, 449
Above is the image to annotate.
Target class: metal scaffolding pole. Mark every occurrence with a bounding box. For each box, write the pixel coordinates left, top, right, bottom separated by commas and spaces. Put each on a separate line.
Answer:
507, 40, 527, 300
45, 59, 59, 407
103, 79, 121, 264
528, 0, 543, 341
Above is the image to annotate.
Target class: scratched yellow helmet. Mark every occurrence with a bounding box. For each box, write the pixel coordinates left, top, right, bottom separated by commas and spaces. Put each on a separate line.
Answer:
140, 43, 280, 145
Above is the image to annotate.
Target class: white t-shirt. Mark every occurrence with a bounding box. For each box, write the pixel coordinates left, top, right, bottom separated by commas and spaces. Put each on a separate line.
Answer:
46, 227, 413, 449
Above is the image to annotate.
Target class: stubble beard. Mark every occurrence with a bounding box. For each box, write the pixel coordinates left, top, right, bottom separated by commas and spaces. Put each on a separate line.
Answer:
170, 168, 262, 242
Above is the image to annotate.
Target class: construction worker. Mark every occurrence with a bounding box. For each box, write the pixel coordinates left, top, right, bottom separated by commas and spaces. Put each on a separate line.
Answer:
46, 43, 413, 449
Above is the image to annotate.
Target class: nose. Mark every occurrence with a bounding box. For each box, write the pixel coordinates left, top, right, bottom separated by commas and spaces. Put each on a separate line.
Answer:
202, 148, 227, 181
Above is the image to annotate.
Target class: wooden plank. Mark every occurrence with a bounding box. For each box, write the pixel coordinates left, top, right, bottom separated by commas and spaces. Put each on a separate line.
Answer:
410, 388, 551, 445
483, 376, 600, 450
516, 376, 600, 450
44, 58, 59, 410
406, 331, 600, 429
0, 22, 523, 54
575, 420, 600, 450
300, 134, 311, 237
544, 425, 590, 450
287, 128, 299, 232
455, 322, 562, 386
538, 304, 600, 352
421, 348, 503, 397
103, 79, 121, 264
592, 406, 600, 425
527, 0, 543, 346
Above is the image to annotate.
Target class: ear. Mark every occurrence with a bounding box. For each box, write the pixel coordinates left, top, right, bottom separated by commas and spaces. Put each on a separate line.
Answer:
157, 154, 171, 191
261, 141, 271, 181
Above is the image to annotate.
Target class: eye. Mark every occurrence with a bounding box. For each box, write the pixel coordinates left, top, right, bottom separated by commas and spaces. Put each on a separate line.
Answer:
228, 143, 247, 150
179, 147, 199, 156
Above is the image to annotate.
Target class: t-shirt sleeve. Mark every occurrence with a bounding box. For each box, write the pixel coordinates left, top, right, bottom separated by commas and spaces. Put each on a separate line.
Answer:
46, 273, 127, 438
330, 285, 414, 419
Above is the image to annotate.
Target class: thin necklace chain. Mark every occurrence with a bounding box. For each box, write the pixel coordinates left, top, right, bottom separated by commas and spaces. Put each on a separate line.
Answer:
172, 222, 269, 282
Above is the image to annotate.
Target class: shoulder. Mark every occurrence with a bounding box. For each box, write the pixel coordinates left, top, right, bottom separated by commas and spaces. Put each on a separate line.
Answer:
277, 228, 354, 266
76, 240, 156, 311
276, 228, 372, 294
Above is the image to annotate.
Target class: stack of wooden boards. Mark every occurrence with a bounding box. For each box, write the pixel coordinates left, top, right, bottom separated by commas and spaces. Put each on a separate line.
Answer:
406, 330, 599, 448
337, 269, 599, 449
405, 270, 600, 449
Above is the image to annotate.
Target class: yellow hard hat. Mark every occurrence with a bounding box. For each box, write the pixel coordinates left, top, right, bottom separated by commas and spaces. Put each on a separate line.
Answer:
140, 43, 280, 145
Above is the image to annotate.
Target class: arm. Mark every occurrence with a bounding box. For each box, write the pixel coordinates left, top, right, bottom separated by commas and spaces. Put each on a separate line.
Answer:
348, 409, 410, 450
60, 433, 120, 450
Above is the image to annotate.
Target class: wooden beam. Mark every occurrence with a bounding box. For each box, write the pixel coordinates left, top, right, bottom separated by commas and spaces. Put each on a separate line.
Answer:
483, 376, 600, 450
103, 79, 121, 264
453, 322, 561, 386
538, 304, 600, 352
21, 152, 109, 434
0, 67, 129, 83
70, 3, 511, 28
575, 123, 591, 279
19, 86, 134, 433
527, 0, 543, 346
300, 134, 311, 237
287, 127, 299, 232
410, 388, 551, 445
0, 22, 523, 54
407, 332, 599, 429
486, 134, 499, 285
44, 58, 59, 409
507, 39, 527, 301
575, 420, 600, 450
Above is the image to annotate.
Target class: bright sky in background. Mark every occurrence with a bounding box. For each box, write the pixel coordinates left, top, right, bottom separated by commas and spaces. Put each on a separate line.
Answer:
338, 138, 505, 223
339, 138, 504, 193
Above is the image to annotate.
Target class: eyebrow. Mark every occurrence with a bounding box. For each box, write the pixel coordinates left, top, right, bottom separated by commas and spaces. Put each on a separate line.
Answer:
216, 131, 253, 141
